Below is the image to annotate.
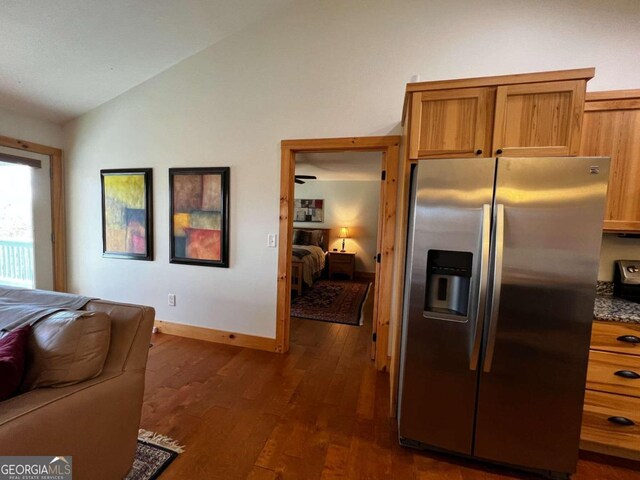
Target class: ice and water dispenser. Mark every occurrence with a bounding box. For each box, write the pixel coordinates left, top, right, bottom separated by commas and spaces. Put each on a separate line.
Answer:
424, 250, 473, 321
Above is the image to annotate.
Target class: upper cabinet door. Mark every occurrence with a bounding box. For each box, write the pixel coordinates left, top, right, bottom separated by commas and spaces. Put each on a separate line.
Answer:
409, 88, 493, 159
580, 91, 640, 233
492, 80, 586, 157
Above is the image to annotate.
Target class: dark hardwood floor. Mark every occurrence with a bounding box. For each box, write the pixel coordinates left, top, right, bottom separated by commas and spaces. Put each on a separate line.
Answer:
141, 308, 640, 479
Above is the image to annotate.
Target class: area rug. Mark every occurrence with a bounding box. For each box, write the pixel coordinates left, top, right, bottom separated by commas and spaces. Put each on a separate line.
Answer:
291, 280, 371, 326
125, 430, 185, 480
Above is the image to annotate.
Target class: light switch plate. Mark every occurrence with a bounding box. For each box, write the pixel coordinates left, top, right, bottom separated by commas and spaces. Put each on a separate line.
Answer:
267, 234, 277, 247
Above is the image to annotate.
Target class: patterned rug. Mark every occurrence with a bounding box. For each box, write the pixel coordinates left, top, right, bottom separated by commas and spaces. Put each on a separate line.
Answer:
125, 430, 185, 480
291, 280, 371, 326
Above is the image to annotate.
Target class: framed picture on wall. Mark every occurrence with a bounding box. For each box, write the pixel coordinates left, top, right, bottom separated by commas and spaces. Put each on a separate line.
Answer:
101, 168, 154, 260
294, 198, 324, 222
169, 167, 230, 267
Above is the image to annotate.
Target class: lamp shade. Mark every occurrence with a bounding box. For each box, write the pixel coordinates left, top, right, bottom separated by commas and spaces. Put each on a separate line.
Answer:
338, 227, 350, 239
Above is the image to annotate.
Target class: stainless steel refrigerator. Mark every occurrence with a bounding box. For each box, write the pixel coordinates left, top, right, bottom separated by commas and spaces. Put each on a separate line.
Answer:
398, 157, 609, 477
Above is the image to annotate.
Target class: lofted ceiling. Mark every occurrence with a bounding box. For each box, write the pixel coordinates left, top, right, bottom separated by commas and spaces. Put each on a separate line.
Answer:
295, 151, 383, 182
0, 0, 291, 124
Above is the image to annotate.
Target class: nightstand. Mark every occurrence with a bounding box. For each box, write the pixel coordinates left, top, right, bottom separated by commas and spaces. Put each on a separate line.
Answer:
328, 251, 355, 280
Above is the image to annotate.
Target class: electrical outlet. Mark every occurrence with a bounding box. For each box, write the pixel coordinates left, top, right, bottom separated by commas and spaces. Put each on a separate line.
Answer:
267, 233, 277, 247
168, 294, 176, 306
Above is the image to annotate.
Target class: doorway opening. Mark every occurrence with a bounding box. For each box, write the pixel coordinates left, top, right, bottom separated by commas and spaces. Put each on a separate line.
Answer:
290, 151, 382, 359
0, 136, 66, 291
0, 161, 35, 287
276, 136, 400, 371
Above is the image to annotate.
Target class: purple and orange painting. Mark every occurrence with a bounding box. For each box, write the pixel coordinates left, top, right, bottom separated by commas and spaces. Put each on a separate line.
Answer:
169, 167, 229, 267
101, 169, 153, 260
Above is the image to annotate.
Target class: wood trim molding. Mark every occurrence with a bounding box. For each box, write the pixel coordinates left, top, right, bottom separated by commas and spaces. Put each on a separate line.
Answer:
282, 136, 400, 150
585, 99, 640, 112
585, 89, 640, 102
277, 135, 401, 375
603, 221, 640, 233
389, 106, 414, 416
0, 135, 67, 291
406, 67, 595, 93
154, 320, 277, 352
375, 143, 398, 372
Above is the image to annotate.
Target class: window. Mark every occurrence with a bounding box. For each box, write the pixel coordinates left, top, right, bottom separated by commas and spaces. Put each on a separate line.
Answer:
0, 162, 35, 288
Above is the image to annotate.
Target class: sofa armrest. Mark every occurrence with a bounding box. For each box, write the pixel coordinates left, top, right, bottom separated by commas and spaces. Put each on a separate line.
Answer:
84, 300, 154, 373
0, 371, 121, 426
0, 371, 145, 480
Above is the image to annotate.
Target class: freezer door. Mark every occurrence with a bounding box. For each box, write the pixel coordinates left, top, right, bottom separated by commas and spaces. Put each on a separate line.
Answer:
398, 158, 495, 454
474, 157, 610, 474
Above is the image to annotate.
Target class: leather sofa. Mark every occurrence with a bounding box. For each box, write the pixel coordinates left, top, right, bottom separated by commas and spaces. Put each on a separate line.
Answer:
0, 299, 154, 480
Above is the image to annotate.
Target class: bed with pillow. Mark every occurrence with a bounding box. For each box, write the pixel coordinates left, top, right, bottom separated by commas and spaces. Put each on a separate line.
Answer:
291, 228, 330, 294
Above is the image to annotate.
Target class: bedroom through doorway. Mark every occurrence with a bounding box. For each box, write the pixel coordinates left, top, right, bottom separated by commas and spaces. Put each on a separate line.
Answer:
290, 151, 382, 360
277, 136, 400, 373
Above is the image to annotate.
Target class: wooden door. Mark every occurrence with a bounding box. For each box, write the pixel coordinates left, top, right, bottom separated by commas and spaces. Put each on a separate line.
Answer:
409, 88, 493, 159
492, 80, 586, 157
580, 90, 640, 232
370, 159, 388, 360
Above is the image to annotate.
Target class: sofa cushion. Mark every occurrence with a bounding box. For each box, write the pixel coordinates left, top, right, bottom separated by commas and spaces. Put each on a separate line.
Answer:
0, 325, 30, 401
22, 311, 111, 390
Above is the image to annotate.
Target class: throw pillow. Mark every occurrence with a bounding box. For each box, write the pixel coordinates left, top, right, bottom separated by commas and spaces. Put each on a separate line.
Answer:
0, 325, 30, 401
294, 230, 313, 246
310, 230, 324, 247
22, 311, 111, 390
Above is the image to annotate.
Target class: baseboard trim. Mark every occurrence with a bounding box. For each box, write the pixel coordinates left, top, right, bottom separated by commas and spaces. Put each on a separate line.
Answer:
154, 320, 277, 352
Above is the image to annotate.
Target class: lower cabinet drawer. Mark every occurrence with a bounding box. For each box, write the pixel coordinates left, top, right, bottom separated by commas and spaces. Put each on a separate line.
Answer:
581, 390, 640, 460
586, 350, 640, 397
591, 321, 640, 356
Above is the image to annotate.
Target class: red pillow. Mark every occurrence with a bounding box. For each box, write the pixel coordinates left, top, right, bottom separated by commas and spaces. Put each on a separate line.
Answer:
0, 325, 31, 401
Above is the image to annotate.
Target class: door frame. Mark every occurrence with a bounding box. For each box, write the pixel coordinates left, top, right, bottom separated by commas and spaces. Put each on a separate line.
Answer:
276, 136, 400, 371
0, 135, 66, 292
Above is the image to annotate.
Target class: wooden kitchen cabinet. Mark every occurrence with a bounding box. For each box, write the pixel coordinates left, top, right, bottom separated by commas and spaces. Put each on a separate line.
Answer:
405, 68, 593, 160
581, 321, 640, 460
409, 88, 493, 158
580, 90, 640, 233
492, 80, 586, 157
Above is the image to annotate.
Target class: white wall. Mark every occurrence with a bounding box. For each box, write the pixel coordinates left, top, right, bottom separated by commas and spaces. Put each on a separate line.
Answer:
294, 181, 380, 273
0, 106, 63, 147
599, 235, 640, 281
63, 0, 640, 339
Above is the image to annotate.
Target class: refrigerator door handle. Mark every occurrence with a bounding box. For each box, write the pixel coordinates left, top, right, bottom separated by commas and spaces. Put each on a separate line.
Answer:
483, 203, 505, 373
470, 203, 491, 371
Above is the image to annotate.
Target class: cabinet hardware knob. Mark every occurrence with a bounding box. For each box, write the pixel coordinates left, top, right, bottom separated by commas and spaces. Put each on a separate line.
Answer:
475, 149, 483, 155
617, 335, 640, 344
496, 149, 503, 155
607, 416, 635, 427
614, 370, 640, 379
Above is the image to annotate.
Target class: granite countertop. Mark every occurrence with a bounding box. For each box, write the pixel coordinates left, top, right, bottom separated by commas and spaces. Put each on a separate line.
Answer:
594, 282, 640, 324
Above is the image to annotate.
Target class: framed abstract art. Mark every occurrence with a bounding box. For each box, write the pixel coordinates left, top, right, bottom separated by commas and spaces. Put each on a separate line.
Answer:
101, 168, 153, 260
169, 167, 230, 267
294, 198, 324, 222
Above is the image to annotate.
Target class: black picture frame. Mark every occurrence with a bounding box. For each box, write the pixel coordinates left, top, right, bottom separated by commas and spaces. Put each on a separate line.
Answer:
100, 168, 154, 260
169, 167, 230, 268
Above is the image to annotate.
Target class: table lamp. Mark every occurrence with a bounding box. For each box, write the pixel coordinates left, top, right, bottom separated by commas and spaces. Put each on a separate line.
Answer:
338, 227, 350, 252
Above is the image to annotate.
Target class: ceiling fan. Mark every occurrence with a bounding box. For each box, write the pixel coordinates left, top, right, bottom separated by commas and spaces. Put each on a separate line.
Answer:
295, 175, 317, 184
